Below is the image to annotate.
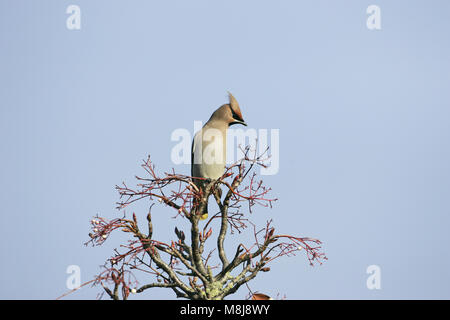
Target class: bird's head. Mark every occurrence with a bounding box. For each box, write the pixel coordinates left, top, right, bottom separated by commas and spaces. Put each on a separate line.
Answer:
209, 92, 247, 127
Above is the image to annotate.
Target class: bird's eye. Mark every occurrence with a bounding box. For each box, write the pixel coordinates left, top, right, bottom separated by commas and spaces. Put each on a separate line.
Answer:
229, 105, 242, 121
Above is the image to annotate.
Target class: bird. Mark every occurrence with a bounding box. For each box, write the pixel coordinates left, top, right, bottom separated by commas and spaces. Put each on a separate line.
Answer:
191, 92, 247, 220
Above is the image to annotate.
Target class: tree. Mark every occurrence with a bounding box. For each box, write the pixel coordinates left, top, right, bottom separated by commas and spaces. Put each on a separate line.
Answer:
67, 147, 326, 300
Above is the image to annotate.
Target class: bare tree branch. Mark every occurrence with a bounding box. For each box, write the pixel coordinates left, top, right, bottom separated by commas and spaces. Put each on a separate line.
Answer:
60, 147, 326, 300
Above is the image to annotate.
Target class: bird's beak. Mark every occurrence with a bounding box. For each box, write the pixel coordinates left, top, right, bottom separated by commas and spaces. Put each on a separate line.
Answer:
231, 119, 247, 126
238, 120, 247, 126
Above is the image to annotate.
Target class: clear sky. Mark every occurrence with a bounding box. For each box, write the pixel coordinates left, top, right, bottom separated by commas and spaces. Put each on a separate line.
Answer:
1, 0, 450, 299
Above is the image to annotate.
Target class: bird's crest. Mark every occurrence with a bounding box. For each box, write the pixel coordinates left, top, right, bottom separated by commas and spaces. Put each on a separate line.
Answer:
227, 91, 244, 122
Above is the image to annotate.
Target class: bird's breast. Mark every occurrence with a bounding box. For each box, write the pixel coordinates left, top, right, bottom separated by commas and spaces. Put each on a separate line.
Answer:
192, 126, 227, 180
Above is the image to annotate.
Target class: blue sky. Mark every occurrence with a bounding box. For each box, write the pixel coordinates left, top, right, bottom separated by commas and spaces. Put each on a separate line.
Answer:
1, 0, 450, 299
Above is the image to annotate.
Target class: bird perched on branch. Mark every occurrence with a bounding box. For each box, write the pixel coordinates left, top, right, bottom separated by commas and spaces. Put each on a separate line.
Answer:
191, 92, 247, 220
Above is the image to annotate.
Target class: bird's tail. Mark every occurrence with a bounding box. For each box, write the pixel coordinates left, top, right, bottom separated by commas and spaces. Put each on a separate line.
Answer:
193, 181, 209, 220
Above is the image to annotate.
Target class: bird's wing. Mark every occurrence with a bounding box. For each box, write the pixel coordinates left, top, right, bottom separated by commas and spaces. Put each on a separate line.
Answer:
191, 134, 195, 177
191, 129, 201, 178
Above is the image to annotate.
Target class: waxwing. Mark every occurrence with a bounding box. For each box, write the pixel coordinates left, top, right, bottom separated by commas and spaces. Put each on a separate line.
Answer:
191, 92, 246, 219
